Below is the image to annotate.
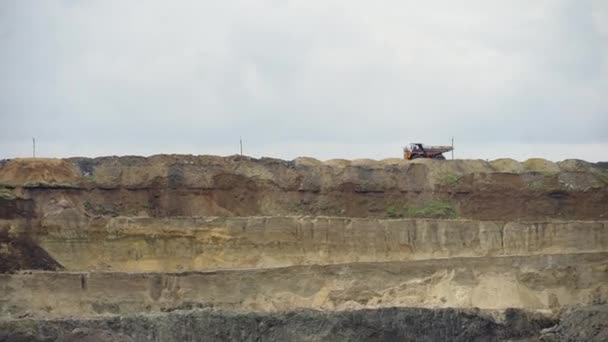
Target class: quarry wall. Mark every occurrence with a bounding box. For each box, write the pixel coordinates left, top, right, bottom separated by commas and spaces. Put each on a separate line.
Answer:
0, 156, 607, 221
31, 216, 608, 272
1, 156, 607, 341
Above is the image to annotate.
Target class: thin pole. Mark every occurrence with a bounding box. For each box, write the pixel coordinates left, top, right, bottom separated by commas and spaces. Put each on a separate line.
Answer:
451, 137, 454, 160
240, 137, 243, 156
33, 138, 36, 158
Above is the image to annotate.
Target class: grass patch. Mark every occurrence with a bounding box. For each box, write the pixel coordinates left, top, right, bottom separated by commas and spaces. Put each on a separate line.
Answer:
23, 182, 80, 189
386, 200, 458, 219
405, 200, 458, 219
439, 173, 461, 186
386, 206, 403, 218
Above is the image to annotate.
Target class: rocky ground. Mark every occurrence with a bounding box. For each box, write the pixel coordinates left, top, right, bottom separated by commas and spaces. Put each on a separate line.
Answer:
0, 307, 558, 342
538, 305, 608, 341
0, 155, 607, 341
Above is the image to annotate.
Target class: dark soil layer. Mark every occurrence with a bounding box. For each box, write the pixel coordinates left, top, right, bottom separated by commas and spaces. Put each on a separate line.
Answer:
0, 307, 556, 342
0, 198, 34, 220
539, 305, 608, 341
0, 229, 62, 273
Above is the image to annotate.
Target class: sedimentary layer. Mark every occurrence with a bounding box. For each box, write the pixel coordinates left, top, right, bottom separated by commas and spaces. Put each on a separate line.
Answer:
0, 155, 607, 341
2, 253, 606, 319
1, 156, 607, 220
29, 216, 608, 272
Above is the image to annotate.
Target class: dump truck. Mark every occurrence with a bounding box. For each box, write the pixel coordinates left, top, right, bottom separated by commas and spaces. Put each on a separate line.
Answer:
403, 143, 452, 160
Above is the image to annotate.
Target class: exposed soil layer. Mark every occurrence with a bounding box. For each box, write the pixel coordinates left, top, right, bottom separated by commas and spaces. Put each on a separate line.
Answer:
0, 307, 557, 342
0, 155, 607, 340
0, 156, 606, 221
2, 254, 606, 319
33, 216, 608, 272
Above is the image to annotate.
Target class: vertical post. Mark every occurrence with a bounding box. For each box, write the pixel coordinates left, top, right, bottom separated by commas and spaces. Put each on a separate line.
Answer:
240, 137, 243, 156
451, 137, 454, 160
33, 138, 36, 158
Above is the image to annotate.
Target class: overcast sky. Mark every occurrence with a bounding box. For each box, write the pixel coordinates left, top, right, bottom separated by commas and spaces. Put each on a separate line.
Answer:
1, 1, 607, 161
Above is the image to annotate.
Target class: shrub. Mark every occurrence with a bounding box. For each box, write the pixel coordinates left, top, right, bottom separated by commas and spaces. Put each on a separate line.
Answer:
404, 200, 457, 219
386, 206, 403, 218
440, 173, 461, 186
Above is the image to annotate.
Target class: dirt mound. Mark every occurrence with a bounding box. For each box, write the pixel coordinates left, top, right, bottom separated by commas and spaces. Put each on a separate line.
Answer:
523, 158, 561, 173
557, 159, 595, 173
1, 156, 603, 190
491, 158, 524, 173
0, 159, 81, 187
379, 158, 408, 165
293, 157, 323, 166
0, 229, 62, 273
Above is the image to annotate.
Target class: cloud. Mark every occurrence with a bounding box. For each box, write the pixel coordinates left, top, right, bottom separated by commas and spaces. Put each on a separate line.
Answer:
0, 0, 607, 160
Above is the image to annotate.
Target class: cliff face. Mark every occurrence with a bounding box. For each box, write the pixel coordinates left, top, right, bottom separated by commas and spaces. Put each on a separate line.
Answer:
2, 253, 606, 319
34, 217, 608, 272
0, 155, 607, 341
1, 155, 607, 221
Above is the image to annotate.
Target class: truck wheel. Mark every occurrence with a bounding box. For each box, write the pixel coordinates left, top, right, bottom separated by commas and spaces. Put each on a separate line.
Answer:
433, 154, 446, 160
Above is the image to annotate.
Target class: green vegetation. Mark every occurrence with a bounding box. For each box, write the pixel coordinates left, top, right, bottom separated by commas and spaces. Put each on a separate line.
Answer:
439, 173, 462, 186
22, 182, 80, 189
386, 200, 458, 219
405, 200, 458, 219
386, 206, 402, 218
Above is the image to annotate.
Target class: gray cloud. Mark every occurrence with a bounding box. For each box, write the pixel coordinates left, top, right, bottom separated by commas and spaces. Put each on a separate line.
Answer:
1, 0, 607, 160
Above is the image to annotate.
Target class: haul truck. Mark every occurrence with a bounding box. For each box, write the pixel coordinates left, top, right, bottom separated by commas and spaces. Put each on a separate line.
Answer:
403, 143, 452, 160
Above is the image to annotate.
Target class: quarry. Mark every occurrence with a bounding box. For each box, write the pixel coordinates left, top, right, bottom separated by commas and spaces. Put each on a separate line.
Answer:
0, 155, 607, 341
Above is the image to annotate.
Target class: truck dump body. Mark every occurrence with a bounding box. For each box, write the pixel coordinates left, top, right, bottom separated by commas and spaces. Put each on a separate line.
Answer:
416, 145, 453, 154
404, 143, 453, 160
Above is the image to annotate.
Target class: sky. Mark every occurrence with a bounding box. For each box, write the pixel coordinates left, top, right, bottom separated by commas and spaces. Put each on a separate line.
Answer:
1, 0, 607, 161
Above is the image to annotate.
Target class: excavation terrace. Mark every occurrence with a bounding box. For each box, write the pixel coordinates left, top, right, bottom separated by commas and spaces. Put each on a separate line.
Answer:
0, 155, 607, 341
